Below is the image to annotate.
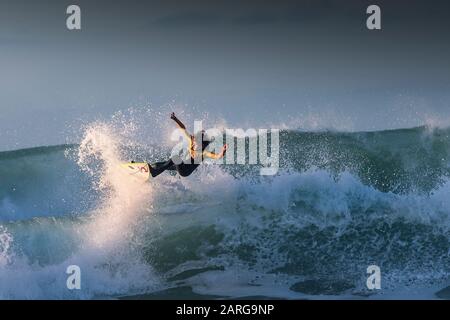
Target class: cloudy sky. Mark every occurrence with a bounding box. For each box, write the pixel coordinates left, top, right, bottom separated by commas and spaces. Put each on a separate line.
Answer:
1, 0, 450, 150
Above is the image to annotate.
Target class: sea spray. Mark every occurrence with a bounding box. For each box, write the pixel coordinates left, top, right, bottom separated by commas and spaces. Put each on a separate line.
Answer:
0, 122, 160, 299
76, 122, 152, 249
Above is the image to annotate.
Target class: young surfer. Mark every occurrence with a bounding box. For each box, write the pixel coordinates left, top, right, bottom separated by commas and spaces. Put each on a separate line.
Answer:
148, 113, 228, 178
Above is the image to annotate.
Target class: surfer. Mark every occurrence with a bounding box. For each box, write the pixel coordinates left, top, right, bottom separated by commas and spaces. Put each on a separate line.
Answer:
148, 113, 228, 178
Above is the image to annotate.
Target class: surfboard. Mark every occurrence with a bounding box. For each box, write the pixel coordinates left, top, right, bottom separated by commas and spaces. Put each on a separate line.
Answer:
119, 162, 151, 181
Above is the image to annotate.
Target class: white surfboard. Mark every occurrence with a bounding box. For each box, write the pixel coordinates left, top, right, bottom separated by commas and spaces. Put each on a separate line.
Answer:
119, 162, 151, 181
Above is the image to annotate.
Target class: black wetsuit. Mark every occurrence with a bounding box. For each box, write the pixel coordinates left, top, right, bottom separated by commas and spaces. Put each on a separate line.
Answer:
149, 140, 211, 177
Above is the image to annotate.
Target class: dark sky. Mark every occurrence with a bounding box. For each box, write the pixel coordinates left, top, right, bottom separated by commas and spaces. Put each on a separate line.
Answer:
1, 0, 450, 150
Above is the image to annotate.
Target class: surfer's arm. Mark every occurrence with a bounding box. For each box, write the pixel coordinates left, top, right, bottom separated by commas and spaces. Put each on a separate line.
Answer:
203, 144, 228, 160
170, 112, 191, 140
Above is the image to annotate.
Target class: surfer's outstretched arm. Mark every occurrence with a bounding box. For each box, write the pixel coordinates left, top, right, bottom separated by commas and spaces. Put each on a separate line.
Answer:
203, 144, 228, 160
170, 112, 191, 140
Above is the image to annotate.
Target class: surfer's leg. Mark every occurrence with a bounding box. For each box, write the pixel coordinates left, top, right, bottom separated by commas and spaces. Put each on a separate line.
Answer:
151, 161, 172, 170
149, 159, 176, 177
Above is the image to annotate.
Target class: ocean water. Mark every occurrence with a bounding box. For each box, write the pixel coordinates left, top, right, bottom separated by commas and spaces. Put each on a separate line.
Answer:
0, 122, 450, 299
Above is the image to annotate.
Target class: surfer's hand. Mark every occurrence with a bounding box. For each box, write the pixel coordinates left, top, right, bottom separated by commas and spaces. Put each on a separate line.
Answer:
170, 112, 176, 120
222, 144, 228, 155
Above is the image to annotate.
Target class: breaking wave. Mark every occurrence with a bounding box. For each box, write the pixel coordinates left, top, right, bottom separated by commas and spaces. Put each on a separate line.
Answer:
1, 119, 450, 299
